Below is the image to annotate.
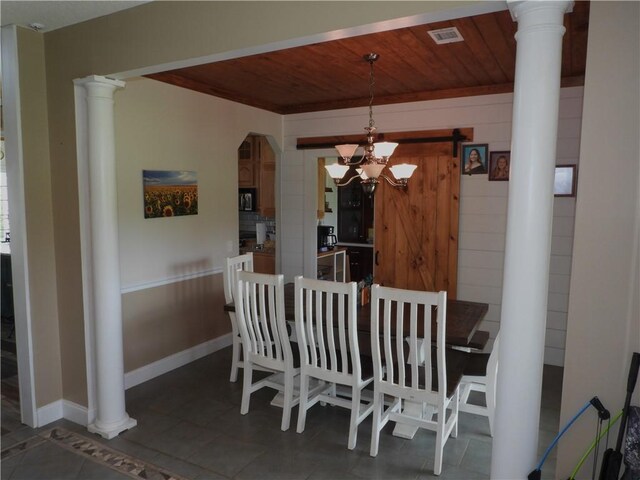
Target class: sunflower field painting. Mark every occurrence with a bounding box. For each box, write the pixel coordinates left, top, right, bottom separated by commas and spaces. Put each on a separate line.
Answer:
143, 170, 198, 218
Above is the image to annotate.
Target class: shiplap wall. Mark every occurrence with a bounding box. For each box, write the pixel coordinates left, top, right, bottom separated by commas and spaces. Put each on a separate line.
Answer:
281, 87, 583, 366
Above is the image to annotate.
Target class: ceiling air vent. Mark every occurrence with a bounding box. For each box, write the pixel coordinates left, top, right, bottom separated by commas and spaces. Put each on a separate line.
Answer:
428, 27, 464, 45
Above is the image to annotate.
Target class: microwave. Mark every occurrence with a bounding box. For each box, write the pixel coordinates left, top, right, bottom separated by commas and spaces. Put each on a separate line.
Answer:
239, 188, 257, 212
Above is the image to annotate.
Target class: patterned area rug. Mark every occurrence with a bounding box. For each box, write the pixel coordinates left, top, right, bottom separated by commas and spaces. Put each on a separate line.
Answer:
1, 427, 188, 480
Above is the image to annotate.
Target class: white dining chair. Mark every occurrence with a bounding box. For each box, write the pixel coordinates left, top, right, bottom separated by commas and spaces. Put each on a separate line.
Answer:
369, 284, 464, 476
294, 276, 374, 450
457, 333, 500, 436
224, 253, 253, 382
234, 270, 299, 431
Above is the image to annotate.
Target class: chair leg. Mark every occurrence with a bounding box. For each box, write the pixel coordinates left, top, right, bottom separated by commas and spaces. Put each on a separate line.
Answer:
460, 382, 471, 404
369, 392, 383, 457
230, 335, 242, 383
434, 414, 444, 476
486, 377, 496, 437
452, 389, 459, 439
296, 373, 310, 434
281, 371, 294, 431
347, 387, 360, 450
240, 363, 253, 415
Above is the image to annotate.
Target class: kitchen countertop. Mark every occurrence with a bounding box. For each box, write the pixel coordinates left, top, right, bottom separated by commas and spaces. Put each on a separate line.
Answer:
336, 242, 374, 248
240, 238, 275, 255
240, 247, 275, 255
317, 246, 347, 257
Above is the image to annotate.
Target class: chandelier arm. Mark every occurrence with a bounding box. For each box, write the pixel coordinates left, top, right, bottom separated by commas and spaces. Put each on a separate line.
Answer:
379, 173, 408, 188
341, 153, 367, 166
333, 174, 364, 187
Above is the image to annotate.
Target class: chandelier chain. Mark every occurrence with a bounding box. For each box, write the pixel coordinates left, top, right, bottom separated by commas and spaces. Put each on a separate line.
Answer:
368, 58, 376, 130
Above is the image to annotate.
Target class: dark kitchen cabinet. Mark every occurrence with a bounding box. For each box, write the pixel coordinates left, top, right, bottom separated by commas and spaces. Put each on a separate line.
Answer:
337, 171, 374, 244
344, 246, 374, 283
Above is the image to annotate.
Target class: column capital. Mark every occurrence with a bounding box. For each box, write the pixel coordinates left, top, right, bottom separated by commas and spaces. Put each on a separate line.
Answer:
74, 75, 125, 91
508, 0, 574, 22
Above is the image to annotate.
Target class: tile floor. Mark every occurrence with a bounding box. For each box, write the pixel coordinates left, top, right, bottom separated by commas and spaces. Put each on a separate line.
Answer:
1, 347, 563, 479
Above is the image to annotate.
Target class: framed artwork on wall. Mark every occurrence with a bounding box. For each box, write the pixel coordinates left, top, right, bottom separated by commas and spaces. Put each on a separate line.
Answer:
488, 151, 511, 181
143, 170, 198, 218
462, 144, 488, 175
554, 165, 577, 197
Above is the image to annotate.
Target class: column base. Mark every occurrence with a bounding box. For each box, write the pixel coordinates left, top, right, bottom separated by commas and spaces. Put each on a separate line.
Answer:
87, 415, 137, 439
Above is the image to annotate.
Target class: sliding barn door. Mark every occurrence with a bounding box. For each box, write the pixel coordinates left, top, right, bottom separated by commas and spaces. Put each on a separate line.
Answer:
374, 142, 460, 298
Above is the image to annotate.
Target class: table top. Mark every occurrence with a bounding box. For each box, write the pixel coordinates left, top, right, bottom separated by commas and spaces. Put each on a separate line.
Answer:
225, 283, 488, 348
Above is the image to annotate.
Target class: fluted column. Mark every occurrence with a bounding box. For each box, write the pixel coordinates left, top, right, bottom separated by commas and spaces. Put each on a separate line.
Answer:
75, 75, 136, 439
491, 2, 572, 477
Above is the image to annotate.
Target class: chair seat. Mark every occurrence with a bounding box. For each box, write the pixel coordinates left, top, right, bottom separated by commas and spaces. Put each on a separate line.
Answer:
466, 330, 490, 351
327, 350, 373, 379
446, 334, 499, 438
445, 348, 490, 377
383, 347, 466, 398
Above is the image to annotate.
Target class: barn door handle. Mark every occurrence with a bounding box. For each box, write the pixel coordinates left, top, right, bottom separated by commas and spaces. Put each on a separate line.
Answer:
375, 250, 380, 266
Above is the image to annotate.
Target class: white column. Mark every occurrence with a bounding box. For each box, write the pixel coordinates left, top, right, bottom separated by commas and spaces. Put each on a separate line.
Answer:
75, 75, 136, 439
491, 2, 572, 478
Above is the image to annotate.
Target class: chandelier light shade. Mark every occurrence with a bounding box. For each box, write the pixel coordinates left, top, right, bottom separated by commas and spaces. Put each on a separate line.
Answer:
326, 53, 416, 195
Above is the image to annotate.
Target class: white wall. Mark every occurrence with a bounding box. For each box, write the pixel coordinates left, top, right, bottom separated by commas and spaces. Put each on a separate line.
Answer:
282, 87, 584, 365
557, 2, 640, 476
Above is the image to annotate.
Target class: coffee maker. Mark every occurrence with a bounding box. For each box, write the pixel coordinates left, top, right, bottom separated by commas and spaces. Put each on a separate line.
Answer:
317, 225, 337, 251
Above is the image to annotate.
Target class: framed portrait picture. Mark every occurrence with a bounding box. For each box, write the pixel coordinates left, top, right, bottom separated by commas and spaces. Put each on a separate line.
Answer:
462, 144, 488, 175
554, 165, 577, 197
488, 151, 511, 181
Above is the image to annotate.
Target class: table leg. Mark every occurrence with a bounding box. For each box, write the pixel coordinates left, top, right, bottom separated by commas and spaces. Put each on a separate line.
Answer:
392, 338, 432, 439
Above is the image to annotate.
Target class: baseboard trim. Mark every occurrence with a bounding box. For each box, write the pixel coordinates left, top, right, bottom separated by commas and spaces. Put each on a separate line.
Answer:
36, 399, 90, 427
37, 400, 63, 427
36, 336, 231, 427
63, 400, 90, 426
124, 334, 233, 390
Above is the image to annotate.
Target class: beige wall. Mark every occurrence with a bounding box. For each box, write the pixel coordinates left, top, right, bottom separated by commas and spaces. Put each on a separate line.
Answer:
123, 274, 228, 372
38, 1, 474, 409
16, 27, 63, 407
557, 2, 640, 476
115, 77, 282, 370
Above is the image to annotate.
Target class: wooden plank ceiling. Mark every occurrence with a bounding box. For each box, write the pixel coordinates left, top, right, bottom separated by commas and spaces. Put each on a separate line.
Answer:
146, 3, 589, 115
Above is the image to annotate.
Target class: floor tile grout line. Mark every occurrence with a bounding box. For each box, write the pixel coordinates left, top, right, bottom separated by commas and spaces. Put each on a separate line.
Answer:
0, 431, 49, 460
39, 427, 190, 480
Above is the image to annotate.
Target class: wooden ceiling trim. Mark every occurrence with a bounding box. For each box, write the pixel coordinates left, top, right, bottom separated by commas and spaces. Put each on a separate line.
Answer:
406, 26, 472, 89
296, 128, 474, 150
145, 72, 284, 113
395, 28, 455, 90
301, 44, 370, 98
419, 35, 481, 89
280, 82, 518, 114
415, 18, 495, 87
451, 17, 510, 84
258, 50, 340, 104
569, 2, 589, 74
144, 8, 587, 116
472, 12, 516, 80
494, 10, 518, 65
386, 30, 444, 91
561, 13, 573, 76
335, 36, 418, 95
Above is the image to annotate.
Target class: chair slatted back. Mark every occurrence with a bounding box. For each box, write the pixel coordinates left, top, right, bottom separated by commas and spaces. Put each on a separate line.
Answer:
371, 284, 447, 399
294, 276, 360, 379
224, 253, 253, 304
235, 271, 290, 370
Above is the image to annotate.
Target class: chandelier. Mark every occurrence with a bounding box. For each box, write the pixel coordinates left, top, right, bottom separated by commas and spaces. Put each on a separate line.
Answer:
325, 53, 417, 195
